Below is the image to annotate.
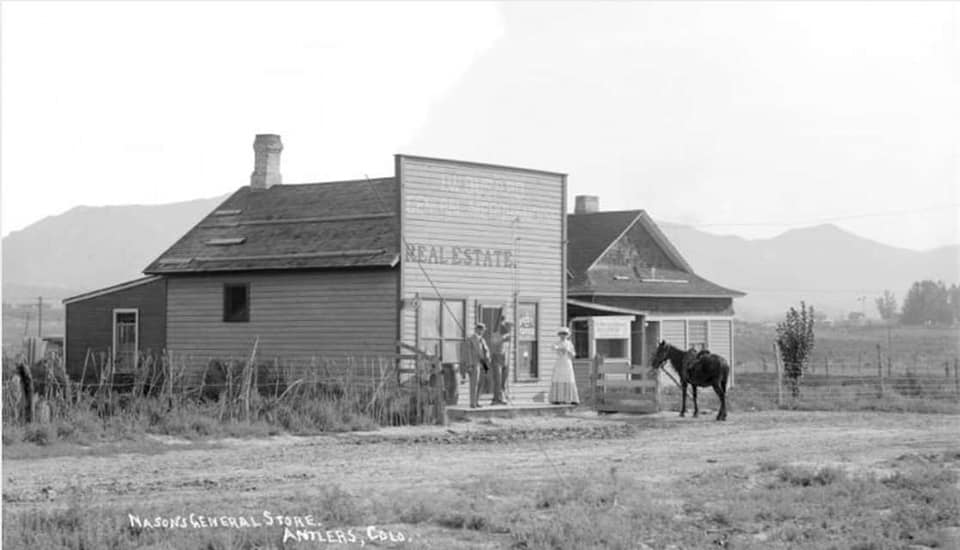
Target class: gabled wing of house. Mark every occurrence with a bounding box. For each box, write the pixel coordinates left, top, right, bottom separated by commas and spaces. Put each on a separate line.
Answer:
144, 178, 399, 274
567, 210, 745, 298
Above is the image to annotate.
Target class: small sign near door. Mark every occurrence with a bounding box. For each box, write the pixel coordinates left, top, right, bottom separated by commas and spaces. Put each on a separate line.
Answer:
592, 316, 632, 339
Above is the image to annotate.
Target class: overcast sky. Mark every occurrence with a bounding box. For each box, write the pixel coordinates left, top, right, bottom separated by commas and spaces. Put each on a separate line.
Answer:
2, 1, 957, 251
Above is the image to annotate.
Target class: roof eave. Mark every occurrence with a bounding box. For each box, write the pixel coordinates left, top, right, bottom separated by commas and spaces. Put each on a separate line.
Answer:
568, 290, 745, 299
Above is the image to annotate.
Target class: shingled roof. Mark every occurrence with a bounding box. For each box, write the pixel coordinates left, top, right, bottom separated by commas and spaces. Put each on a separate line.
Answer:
144, 178, 399, 274
567, 210, 744, 298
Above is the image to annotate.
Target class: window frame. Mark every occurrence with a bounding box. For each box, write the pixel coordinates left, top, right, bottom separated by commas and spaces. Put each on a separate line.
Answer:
223, 283, 250, 323
418, 297, 466, 363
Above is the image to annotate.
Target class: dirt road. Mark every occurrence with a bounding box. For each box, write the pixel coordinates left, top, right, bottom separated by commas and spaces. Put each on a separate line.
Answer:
4, 410, 957, 514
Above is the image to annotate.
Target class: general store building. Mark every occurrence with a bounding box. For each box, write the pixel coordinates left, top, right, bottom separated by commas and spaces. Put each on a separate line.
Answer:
64, 135, 566, 404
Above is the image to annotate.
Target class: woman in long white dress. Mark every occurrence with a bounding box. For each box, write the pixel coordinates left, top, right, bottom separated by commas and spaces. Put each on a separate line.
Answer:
548, 327, 580, 405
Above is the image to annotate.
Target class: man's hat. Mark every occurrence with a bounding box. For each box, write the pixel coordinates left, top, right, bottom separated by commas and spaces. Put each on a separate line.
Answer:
557, 327, 571, 336
501, 319, 514, 326
475, 322, 486, 330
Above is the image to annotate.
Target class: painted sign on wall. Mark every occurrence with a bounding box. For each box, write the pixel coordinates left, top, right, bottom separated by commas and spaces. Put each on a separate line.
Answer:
404, 173, 554, 224
405, 243, 515, 268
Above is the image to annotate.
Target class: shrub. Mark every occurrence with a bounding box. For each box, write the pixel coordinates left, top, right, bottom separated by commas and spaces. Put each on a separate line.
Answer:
776, 302, 816, 399
776, 465, 845, 487
23, 424, 56, 445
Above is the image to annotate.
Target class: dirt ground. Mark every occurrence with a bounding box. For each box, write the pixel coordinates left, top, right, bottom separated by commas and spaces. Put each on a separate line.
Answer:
4, 410, 957, 516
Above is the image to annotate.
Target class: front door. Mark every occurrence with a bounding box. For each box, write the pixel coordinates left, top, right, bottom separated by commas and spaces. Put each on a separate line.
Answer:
113, 309, 139, 371
477, 305, 503, 394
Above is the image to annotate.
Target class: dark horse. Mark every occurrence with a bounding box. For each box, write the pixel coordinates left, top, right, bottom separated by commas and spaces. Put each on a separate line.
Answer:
650, 341, 729, 421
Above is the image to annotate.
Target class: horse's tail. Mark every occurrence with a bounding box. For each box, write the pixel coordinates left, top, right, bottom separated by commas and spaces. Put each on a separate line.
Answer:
720, 358, 730, 392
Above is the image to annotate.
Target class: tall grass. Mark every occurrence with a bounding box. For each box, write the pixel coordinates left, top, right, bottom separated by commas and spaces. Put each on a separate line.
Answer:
2, 349, 445, 447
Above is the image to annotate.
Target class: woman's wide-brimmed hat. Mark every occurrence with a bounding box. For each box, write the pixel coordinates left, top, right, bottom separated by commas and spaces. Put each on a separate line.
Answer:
557, 327, 571, 336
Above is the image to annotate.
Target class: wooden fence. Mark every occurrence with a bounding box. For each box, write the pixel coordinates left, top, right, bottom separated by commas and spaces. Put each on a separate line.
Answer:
582, 355, 662, 414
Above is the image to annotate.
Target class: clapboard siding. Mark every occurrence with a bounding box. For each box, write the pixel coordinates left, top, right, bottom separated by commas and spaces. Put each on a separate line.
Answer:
660, 320, 686, 349
708, 320, 732, 361
399, 156, 565, 404
65, 278, 167, 381
166, 269, 398, 379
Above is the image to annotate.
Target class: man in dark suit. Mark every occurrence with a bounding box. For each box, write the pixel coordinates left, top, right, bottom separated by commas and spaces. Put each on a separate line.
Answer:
461, 323, 490, 408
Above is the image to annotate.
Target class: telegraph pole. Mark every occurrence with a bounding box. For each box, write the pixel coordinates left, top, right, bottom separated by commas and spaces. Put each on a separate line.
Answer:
37, 296, 43, 338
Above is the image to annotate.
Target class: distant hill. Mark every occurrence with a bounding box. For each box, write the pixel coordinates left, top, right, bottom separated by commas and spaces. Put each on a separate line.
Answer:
2, 195, 227, 302
657, 222, 959, 320
2, 195, 957, 322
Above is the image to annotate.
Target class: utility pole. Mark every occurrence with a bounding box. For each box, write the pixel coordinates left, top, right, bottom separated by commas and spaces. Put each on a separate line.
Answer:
37, 296, 43, 338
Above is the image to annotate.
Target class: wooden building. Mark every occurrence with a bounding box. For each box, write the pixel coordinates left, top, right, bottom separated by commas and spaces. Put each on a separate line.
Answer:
65, 135, 566, 403
566, 196, 745, 391
63, 276, 167, 380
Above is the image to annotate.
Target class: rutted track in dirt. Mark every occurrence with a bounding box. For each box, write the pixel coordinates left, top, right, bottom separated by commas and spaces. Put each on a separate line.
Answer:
3, 411, 957, 512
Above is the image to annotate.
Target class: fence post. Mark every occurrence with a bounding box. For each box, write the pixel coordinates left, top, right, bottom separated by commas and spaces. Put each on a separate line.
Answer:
654, 364, 662, 412
954, 358, 959, 398
590, 355, 598, 410
825, 355, 829, 378
773, 342, 783, 408
858, 351, 862, 375
876, 344, 885, 397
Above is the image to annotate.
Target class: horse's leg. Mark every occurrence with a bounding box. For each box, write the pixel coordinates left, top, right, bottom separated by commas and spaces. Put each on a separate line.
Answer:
679, 382, 687, 417
691, 386, 699, 417
713, 383, 725, 421
719, 370, 729, 420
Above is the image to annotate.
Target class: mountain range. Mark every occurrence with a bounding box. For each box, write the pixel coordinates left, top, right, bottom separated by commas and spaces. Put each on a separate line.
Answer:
2, 196, 957, 321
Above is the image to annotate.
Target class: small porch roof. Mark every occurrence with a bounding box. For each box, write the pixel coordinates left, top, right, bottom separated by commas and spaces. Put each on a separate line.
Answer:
567, 298, 646, 317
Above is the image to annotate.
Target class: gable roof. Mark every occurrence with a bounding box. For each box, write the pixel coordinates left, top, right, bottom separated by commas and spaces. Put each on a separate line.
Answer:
567, 209, 745, 299
144, 178, 399, 274
567, 210, 640, 276
568, 210, 693, 274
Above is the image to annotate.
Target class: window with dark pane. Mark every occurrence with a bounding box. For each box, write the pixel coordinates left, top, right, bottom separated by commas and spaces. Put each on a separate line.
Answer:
223, 283, 249, 322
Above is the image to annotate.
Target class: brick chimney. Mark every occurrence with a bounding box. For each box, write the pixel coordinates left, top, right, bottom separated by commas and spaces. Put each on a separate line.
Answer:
250, 134, 283, 189
574, 195, 599, 214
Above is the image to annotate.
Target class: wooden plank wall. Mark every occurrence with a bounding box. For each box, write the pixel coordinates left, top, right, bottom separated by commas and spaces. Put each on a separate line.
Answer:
166, 269, 398, 381
398, 156, 565, 404
64, 278, 167, 380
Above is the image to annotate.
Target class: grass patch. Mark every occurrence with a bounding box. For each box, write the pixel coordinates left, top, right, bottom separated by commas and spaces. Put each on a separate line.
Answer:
4, 456, 959, 550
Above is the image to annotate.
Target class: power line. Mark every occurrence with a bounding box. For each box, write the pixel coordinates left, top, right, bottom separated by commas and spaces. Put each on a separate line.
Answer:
671, 202, 960, 229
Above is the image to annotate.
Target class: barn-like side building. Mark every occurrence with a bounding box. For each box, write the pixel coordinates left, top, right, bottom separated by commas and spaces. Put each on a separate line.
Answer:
566, 196, 745, 390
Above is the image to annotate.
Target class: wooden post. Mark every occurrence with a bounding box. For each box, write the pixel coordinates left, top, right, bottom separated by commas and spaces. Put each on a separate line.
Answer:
415, 355, 421, 424
876, 344, 885, 397
16, 362, 34, 423
887, 357, 892, 378
654, 364, 662, 412
590, 355, 597, 409
858, 351, 862, 375
946, 361, 951, 379
773, 342, 783, 408
825, 355, 829, 378
954, 358, 959, 397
